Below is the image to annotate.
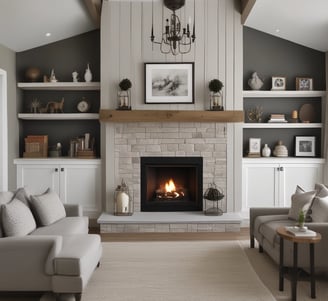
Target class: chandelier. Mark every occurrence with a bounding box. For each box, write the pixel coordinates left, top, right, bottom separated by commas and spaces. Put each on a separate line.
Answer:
151, 0, 196, 56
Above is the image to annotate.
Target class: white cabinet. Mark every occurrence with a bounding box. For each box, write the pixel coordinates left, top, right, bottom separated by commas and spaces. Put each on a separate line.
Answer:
242, 158, 324, 211
14, 158, 102, 218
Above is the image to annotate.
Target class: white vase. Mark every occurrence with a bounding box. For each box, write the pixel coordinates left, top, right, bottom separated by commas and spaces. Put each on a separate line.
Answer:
84, 64, 92, 82
262, 144, 271, 157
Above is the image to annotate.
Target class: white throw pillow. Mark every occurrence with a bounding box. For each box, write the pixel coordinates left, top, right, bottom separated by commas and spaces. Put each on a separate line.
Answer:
0, 191, 15, 237
288, 190, 316, 221
13, 187, 31, 207
314, 183, 328, 198
310, 196, 328, 222
30, 189, 66, 226
1, 198, 36, 237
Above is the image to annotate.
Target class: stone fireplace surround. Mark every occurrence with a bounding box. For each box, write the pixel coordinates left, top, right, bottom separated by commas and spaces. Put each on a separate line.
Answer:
98, 121, 242, 233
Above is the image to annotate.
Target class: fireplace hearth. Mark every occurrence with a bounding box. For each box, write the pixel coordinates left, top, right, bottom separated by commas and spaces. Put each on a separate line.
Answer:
141, 157, 203, 212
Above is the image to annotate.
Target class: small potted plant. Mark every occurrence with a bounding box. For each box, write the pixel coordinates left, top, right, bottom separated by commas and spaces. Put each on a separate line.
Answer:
208, 79, 224, 111
298, 210, 305, 229
117, 78, 132, 110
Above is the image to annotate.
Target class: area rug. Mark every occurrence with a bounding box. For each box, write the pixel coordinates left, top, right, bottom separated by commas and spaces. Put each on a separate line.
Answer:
241, 240, 328, 301
80, 240, 275, 301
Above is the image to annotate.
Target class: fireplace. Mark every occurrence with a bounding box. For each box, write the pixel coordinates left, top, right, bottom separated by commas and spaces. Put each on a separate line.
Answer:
141, 157, 203, 212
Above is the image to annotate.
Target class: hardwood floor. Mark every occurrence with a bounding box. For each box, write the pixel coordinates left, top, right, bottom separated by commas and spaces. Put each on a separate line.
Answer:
91, 227, 250, 242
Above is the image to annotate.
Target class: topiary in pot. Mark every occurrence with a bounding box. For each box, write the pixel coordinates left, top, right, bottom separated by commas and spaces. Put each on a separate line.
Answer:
119, 78, 132, 91
208, 79, 224, 111
208, 79, 223, 93
118, 79, 132, 110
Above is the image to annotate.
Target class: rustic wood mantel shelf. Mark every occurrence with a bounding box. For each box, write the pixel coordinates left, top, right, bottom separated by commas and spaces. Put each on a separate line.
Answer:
99, 110, 244, 123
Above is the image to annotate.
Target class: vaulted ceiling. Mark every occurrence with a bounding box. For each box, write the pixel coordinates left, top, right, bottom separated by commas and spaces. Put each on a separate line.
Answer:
1, 0, 328, 53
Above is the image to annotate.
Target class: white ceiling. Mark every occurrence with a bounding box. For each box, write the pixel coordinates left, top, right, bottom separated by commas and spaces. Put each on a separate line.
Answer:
0, 0, 97, 52
1, 0, 328, 53
245, 0, 328, 52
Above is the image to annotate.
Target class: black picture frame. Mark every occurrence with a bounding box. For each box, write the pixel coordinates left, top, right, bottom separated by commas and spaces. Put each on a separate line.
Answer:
144, 62, 194, 104
295, 136, 316, 157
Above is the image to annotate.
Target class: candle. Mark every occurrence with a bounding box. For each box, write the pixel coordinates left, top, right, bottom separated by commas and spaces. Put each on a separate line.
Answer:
291, 110, 298, 119
116, 191, 129, 213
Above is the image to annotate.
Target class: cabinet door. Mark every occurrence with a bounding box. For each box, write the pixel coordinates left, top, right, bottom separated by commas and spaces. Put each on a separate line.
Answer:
59, 164, 101, 217
281, 164, 323, 207
242, 164, 278, 210
16, 164, 60, 194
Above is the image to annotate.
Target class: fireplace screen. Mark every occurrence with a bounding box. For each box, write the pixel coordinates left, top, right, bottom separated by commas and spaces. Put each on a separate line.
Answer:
141, 157, 203, 211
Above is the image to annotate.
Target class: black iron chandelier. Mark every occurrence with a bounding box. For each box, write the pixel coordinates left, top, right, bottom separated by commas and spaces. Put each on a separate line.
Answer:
151, 0, 196, 56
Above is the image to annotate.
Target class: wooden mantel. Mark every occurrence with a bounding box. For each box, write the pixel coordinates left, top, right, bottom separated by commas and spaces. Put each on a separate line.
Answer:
99, 109, 244, 123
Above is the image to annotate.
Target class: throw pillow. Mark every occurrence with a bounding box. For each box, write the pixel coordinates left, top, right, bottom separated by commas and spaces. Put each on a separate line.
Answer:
13, 187, 31, 207
314, 183, 328, 198
310, 196, 328, 222
1, 198, 36, 237
30, 189, 66, 226
295, 185, 305, 194
0, 191, 14, 238
288, 190, 316, 221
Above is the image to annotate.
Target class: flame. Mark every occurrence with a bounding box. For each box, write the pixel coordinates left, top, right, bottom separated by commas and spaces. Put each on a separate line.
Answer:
165, 179, 176, 193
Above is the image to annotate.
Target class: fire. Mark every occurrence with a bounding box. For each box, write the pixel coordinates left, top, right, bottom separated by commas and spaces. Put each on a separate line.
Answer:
165, 179, 176, 193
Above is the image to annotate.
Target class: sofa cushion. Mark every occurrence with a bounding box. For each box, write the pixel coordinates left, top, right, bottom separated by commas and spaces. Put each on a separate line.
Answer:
30, 189, 66, 226
258, 218, 296, 246
288, 190, 316, 221
1, 198, 36, 237
0, 191, 14, 238
53, 234, 101, 276
311, 196, 328, 222
314, 183, 328, 197
31, 216, 89, 236
13, 187, 31, 207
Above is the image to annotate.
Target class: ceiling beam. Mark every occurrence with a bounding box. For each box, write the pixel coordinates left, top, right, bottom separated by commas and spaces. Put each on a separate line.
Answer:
241, 0, 256, 25
84, 0, 102, 27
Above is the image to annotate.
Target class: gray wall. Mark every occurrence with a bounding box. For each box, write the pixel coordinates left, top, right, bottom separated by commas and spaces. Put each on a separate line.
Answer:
16, 30, 101, 156
0, 44, 18, 190
244, 26, 326, 91
243, 27, 326, 157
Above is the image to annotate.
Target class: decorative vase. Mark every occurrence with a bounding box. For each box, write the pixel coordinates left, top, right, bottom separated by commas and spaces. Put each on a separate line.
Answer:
25, 67, 41, 82
262, 144, 271, 157
273, 140, 288, 157
84, 64, 92, 82
248, 72, 264, 90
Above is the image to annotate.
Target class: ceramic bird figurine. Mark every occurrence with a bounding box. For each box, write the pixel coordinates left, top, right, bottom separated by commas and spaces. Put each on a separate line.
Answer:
248, 72, 264, 90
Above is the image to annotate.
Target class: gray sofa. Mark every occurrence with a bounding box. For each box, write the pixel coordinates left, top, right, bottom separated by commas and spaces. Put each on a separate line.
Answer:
0, 188, 102, 301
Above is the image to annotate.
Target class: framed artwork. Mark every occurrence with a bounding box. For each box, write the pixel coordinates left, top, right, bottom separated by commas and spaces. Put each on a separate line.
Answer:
249, 138, 261, 154
295, 136, 316, 157
144, 62, 194, 104
296, 77, 313, 91
271, 76, 286, 90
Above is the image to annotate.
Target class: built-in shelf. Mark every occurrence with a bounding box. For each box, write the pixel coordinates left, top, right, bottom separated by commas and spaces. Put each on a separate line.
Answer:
99, 110, 244, 123
243, 123, 322, 129
243, 90, 326, 98
17, 82, 100, 91
242, 157, 325, 164
18, 113, 99, 120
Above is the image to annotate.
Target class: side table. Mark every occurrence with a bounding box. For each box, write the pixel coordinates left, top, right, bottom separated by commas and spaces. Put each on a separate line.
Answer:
276, 226, 321, 301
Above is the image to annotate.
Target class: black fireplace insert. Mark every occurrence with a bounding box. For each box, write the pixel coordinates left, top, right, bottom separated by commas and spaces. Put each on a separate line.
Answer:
140, 157, 203, 211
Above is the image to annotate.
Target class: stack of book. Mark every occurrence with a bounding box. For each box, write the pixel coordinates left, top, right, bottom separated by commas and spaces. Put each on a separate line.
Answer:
268, 114, 287, 123
285, 226, 317, 237
23, 135, 48, 158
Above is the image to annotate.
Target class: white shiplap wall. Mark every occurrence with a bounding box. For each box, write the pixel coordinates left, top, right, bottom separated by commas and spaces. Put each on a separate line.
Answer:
100, 0, 243, 213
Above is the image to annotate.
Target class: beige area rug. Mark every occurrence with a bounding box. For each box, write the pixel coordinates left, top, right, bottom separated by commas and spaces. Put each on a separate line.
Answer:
81, 241, 275, 301
241, 240, 328, 301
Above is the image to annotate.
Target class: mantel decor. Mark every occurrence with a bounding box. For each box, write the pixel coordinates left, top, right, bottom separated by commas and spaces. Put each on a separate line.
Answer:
144, 62, 194, 104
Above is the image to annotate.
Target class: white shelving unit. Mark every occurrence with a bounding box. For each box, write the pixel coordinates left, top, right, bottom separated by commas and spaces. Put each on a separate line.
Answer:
243, 123, 323, 129
17, 82, 100, 91
18, 113, 99, 120
243, 90, 326, 98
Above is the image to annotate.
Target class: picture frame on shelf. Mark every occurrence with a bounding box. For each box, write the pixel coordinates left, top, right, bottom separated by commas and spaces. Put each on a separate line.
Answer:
295, 136, 316, 157
271, 76, 286, 90
296, 77, 313, 91
144, 62, 194, 104
248, 138, 261, 157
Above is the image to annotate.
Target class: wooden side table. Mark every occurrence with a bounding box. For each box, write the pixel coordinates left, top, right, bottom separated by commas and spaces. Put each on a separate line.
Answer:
276, 226, 322, 301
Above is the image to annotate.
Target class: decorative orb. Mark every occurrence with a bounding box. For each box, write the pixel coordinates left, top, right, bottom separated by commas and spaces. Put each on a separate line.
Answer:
25, 67, 41, 82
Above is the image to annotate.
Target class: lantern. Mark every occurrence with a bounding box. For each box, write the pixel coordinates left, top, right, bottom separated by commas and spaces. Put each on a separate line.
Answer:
203, 183, 224, 216
114, 179, 133, 216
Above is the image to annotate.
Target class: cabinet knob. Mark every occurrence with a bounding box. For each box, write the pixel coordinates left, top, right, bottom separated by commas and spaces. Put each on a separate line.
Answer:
55, 168, 58, 172
61, 168, 64, 172
280, 167, 284, 171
